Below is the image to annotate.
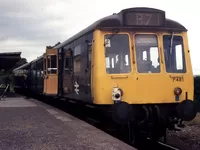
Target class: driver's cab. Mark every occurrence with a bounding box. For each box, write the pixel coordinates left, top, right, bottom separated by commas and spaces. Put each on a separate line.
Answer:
136, 47, 160, 73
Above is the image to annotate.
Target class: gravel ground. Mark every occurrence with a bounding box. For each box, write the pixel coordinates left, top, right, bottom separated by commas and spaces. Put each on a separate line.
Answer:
166, 124, 200, 150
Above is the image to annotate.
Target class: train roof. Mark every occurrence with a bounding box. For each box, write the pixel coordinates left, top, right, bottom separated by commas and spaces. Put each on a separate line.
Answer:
13, 62, 31, 72
13, 55, 44, 72
31, 55, 43, 64
54, 7, 187, 49
194, 75, 200, 78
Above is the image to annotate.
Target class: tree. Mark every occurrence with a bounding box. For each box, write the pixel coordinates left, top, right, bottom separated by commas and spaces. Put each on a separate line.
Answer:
12, 58, 27, 69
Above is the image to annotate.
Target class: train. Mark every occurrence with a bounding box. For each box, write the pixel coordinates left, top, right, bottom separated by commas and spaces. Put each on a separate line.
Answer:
13, 7, 197, 143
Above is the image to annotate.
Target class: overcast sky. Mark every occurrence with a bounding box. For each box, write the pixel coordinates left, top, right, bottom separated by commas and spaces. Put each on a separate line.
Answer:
0, 0, 199, 74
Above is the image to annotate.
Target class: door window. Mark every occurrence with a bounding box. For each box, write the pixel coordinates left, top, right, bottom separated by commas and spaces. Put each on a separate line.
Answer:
47, 55, 57, 74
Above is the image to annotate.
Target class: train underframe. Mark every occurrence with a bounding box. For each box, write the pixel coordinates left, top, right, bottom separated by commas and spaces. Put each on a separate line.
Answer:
109, 100, 197, 143
14, 87, 197, 144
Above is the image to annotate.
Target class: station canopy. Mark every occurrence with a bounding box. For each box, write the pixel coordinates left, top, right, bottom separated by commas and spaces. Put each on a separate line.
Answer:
0, 52, 21, 70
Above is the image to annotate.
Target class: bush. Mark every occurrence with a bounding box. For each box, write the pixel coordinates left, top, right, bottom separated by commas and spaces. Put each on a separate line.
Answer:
194, 76, 200, 111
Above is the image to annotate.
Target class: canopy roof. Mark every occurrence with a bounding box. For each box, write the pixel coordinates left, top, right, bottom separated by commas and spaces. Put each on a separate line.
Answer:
0, 52, 21, 70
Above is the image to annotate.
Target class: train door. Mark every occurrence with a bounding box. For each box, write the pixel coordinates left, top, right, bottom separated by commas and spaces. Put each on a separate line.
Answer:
43, 48, 58, 95
85, 42, 92, 95
63, 49, 73, 95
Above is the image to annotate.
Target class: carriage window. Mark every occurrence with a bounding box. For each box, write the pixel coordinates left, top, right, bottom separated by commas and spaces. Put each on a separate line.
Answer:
47, 55, 57, 74
65, 57, 70, 69
64, 50, 72, 73
143, 51, 147, 60
175, 45, 183, 70
47, 57, 50, 72
74, 45, 82, 73
44, 58, 46, 74
135, 34, 160, 73
150, 47, 160, 68
163, 35, 186, 73
104, 34, 131, 74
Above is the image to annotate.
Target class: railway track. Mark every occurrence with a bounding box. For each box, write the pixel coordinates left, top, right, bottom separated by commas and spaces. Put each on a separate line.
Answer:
157, 141, 179, 150
21, 93, 180, 150
136, 138, 179, 150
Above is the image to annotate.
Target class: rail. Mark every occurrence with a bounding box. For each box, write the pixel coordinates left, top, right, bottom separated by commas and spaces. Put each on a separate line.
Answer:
136, 138, 179, 150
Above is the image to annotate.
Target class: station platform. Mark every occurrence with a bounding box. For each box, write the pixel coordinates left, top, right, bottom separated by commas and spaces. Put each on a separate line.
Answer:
0, 96, 136, 150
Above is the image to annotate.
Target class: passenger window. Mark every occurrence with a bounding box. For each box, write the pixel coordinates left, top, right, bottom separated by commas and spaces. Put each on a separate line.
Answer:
111, 57, 115, 68
44, 58, 46, 74
65, 57, 69, 69
47, 56, 50, 73
47, 55, 57, 74
39, 59, 43, 74
106, 57, 110, 68
125, 55, 129, 66
175, 44, 183, 70
64, 50, 72, 73
150, 47, 160, 68
74, 45, 82, 73
143, 51, 147, 60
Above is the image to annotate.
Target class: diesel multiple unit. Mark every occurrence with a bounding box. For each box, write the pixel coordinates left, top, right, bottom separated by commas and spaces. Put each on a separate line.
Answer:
13, 7, 197, 142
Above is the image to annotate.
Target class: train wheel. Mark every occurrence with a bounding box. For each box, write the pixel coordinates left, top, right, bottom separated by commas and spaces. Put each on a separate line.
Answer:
126, 122, 146, 146
112, 101, 133, 125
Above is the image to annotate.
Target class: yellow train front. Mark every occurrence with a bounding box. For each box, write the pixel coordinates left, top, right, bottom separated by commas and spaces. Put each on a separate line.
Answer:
88, 7, 197, 140
13, 7, 197, 142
